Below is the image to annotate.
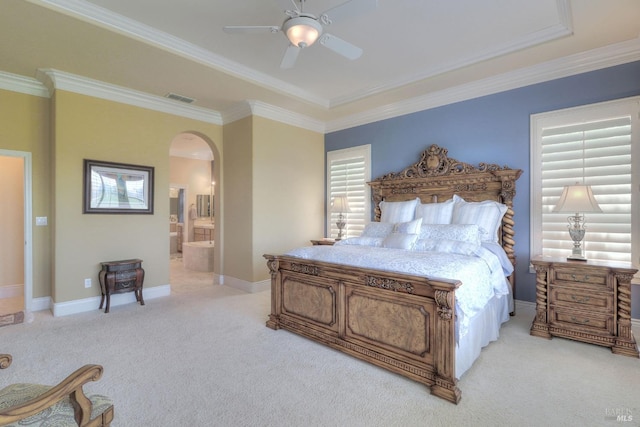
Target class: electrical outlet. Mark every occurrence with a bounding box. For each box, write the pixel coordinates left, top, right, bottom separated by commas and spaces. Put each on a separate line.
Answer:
84, 278, 91, 288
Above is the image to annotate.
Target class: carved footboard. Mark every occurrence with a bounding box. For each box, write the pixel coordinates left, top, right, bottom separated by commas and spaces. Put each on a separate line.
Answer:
264, 254, 462, 404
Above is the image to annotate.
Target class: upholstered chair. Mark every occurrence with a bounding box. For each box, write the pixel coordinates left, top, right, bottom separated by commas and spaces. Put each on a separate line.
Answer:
0, 354, 113, 426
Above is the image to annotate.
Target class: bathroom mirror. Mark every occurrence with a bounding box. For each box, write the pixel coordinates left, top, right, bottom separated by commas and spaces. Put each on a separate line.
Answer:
196, 194, 210, 217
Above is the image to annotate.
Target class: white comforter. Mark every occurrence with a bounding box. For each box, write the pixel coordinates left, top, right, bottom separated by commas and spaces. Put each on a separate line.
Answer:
285, 243, 510, 339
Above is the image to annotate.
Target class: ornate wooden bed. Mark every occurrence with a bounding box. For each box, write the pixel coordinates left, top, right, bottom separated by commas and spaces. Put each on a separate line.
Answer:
264, 145, 522, 404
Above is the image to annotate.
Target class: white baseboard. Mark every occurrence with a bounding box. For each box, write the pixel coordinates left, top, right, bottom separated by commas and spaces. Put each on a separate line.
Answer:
31, 296, 52, 312
514, 299, 535, 310
223, 276, 270, 293
50, 285, 171, 317
0, 284, 23, 298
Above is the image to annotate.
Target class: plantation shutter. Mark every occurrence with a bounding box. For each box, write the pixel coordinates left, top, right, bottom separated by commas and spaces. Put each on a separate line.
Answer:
540, 116, 632, 263
327, 145, 371, 239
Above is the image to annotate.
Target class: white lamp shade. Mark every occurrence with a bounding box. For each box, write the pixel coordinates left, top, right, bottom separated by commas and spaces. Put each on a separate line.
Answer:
331, 196, 352, 213
552, 184, 602, 213
283, 17, 322, 48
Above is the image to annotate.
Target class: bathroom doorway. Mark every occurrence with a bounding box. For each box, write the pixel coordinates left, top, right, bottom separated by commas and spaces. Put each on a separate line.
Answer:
169, 133, 217, 290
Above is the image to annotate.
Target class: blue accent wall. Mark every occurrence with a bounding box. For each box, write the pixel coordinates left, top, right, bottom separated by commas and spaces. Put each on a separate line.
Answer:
326, 60, 640, 316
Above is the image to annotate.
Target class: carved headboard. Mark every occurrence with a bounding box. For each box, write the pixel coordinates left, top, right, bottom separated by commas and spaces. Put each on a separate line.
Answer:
368, 144, 523, 287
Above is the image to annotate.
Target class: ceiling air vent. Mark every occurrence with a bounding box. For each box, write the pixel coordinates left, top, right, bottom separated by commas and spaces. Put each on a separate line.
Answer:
165, 92, 196, 104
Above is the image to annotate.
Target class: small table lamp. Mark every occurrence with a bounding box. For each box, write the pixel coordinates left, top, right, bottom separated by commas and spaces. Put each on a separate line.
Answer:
552, 183, 602, 261
331, 196, 352, 240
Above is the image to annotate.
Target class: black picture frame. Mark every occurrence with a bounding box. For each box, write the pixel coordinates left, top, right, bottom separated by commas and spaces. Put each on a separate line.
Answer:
83, 159, 154, 214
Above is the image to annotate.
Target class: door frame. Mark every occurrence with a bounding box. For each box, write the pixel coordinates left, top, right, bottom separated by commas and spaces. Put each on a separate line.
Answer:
0, 149, 32, 312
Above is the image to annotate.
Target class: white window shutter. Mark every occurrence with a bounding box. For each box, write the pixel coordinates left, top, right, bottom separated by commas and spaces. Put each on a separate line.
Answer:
327, 145, 371, 239
532, 97, 639, 266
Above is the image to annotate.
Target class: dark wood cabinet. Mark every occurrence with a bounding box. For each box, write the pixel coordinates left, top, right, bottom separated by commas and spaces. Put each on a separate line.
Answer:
98, 259, 145, 314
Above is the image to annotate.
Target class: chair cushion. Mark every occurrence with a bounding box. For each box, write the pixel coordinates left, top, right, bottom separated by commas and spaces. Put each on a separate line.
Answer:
0, 382, 113, 426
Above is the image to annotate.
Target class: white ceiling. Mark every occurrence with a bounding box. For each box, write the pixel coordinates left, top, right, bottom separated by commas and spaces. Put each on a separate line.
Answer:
1, 0, 639, 133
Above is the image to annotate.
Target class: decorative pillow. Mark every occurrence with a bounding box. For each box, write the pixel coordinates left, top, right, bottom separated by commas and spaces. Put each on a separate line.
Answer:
360, 222, 396, 239
394, 218, 423, 234
419, 224, 482, 247
414, 238, 480, 255
415, 199, 454, 224
334, 237, 384, 247
379, 198, 420, 223
451, 195, 507, 243
382, 233, 419, 250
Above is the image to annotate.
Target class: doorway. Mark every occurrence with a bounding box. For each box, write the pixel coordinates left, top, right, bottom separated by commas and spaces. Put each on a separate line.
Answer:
168, 133, 218, 290
0, 150, 32, 326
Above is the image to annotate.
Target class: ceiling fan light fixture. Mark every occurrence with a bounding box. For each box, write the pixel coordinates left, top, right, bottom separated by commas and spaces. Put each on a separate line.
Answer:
283, 16, 322, 48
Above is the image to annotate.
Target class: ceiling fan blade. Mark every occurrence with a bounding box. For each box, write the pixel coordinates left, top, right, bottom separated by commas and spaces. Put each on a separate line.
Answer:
223, 26, 280, 34
280, 44, 301, 69
319, 34, 362, 60
320, 0, 377, 26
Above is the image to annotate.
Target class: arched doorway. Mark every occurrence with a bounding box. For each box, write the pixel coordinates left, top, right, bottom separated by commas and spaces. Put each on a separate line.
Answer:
168, 132, 220, 288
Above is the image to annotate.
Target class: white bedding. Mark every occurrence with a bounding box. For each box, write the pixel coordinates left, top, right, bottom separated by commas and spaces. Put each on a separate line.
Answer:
286, 242, 511, 341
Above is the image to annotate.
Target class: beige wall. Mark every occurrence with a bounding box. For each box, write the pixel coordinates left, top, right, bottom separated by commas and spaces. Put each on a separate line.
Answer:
0, 89, 50, 298
223, 115, 324, 283
253, 117, 324, 282
0, 157, 24, 286
1, 83, 323, 307
51, 90, 221, 303
222, 117, 253, 282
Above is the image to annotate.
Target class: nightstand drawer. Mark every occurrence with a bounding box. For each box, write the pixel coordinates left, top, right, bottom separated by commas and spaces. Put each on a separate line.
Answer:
549, 286, 613, 312
552, 268, 610, 290
549, 306, 614, 334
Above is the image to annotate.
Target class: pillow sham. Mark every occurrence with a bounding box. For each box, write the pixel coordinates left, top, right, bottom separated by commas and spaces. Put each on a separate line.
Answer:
415, 199, 454, 224
451, 195, 507, 243
419, 224, 482, 247
379, 198, 420, 223
394, 218, 423, 234
360, 222, 396, 238
382, 233, 419, 250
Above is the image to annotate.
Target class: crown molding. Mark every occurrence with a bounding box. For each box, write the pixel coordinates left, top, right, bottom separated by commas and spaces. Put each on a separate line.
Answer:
34, 0, 575, 112
222, 100, 325, 133
36, 69, 223, 124
250, 100, 325, 133
326, 37, 640, 133
31, 0, 329, 109
0, 71, 49, 97
330, 1, 574, 108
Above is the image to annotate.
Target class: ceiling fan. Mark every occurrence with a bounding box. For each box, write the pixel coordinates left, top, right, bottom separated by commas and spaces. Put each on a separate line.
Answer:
223, 0, 377, 69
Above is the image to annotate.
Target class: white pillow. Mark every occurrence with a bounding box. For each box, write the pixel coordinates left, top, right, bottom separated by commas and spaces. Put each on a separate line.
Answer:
394, 218, 423, 234
382, 233, 419, 250
419, 224, 482, 247
379, 198, 420, 223
360, 222, 396, 238
334, 237, 384, 247
452, 195, 507, 243
414, 238, 480, 255
415, 199, 454, 224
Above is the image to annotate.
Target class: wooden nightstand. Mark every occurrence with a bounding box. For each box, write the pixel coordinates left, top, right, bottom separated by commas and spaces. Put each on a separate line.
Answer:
530, 256, 638, 357
310, 239, 336, 246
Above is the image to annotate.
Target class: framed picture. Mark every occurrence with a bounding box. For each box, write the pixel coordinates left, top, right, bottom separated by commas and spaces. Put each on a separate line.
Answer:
83, 159, 154, 214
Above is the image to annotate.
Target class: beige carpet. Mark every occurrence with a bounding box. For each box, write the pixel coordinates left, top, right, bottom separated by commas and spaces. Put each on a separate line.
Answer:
1, 258, 639, 426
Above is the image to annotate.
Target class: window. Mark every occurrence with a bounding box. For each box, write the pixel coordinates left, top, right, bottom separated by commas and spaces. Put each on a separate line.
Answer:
531, 97, 639, 266
327, 145, 371, 239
